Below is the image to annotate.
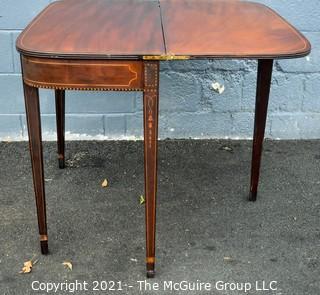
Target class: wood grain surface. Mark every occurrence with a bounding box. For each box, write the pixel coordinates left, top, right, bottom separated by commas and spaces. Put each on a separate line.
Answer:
16, 0, 165, 59
160, 0, 311, 58
21, 56, 144, 90
16, 0, 310, 59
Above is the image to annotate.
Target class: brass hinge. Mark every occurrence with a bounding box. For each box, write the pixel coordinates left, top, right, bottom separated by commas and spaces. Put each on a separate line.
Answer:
143, 54, 190, 61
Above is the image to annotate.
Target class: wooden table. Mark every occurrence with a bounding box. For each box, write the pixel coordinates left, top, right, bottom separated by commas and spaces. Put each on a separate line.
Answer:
16, 0, 310, 278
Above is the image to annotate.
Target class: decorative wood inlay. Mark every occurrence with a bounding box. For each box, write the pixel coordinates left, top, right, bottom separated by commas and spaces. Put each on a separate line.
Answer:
144, 62, 159, 149
146, 257, 155, 263
23, 82, 143, 92
16, 0, 311, 278
143, 61, 159, 275
21, 56, 143, 90
40, 235, 48, 241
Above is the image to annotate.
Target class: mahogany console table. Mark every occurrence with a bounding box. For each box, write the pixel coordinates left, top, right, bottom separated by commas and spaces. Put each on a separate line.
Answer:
16, 0, 310, 277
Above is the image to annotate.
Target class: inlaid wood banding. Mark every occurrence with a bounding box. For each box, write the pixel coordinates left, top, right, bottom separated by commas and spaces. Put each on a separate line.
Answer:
21, 56, 143, 90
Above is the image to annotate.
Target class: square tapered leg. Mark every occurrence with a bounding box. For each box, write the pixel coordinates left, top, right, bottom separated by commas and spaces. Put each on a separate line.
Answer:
23, 82, 48, 254
143, 61, 159, 278
249, 59, 273, 201
55, 89, 65, 169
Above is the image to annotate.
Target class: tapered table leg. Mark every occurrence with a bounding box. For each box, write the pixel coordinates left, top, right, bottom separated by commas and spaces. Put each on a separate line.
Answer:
55, 90, 65, 169
249, 59, 273, 202
143, 61, 159, 278
23, 82, 48, 254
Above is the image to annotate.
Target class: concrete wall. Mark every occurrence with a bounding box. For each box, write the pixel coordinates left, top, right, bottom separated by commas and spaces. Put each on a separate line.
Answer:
0, 0, 319, 140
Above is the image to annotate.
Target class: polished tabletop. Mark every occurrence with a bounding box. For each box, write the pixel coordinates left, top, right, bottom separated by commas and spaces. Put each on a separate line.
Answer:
16, 0, 311, 59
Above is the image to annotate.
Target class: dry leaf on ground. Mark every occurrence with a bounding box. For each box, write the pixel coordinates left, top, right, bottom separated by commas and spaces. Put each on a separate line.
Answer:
139, 195, 145, 205
219, 146, 233, 153
19, 257, 38, 274
101, 179, 108, 188
62, 261, 73, 271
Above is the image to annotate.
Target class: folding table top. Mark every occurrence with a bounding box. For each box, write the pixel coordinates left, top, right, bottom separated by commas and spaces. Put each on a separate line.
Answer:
16, 0, 311, 60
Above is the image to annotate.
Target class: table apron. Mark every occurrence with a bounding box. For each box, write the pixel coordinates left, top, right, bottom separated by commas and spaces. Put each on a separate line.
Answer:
21, 55, 144, 91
